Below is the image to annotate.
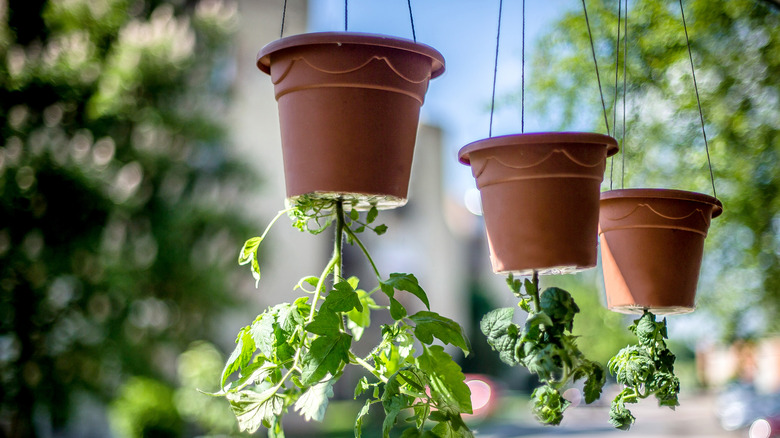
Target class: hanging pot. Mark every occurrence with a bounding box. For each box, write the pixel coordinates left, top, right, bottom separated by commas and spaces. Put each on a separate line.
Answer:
257, 32, 445, 209
599, 188, 723, 315
458, 132, 618, 275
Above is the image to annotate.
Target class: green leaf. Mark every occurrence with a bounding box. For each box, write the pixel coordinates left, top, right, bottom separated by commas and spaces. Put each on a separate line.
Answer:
608, 398, 635, 431
350, 208, 360, 221
539, 287, 579, 332
530, 385, 569, 425
381, 392, 405, 438
221, 361, 276, 394
300, 333, 351, 384
294, 380, 334, 422
381, 273, 430, 309
388, 296, 407, 320
367, 206, 378, 224
479, 307, 519, 366
326, 281, 363, 313
373, 224, 388, 235
238, 237, 263, 287
582, 362, 606, 404
347, 288, 375, 341
221, 327, 256, 387
295, 276, 319, 292
355, 399, 372, 438
416, 345, 473, 414
275, 303, 304, 334
409, 311, 471, 355
225, 388, 285, 433
250, 314, 275, 358
608, 345, 654, 387
523, 277, 537, 297
635, 312, 660, 347
238, 237, 262, 265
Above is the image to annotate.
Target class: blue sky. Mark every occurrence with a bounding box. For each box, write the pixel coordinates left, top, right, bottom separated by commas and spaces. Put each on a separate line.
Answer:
308, 0, 578, 201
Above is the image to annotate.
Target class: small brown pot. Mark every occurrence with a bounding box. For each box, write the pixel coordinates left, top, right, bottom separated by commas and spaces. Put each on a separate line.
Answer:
257, 32, 445, 209
599, 189, 723, 315
458, 132, 618, 275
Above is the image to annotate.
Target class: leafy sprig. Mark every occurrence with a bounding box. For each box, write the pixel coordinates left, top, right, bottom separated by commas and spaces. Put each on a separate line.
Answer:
214, 197, 474, 437
607, 311, 679, 431
480, 273, 605, 425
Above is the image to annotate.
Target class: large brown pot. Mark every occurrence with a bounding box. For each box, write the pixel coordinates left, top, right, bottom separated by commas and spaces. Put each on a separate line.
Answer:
599, 189, 723, 314
257, 32, 445, 209
458, 132, 618, 275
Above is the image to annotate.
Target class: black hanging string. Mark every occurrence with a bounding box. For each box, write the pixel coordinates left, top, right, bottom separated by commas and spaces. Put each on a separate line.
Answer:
679, 0, 717, 198
521, 0, 526, 133
280, 0, 288, 37
407, 0, 417, 42
621, 0, 628, 188
610, 0, 623, 189
489, 0, 504, 138
582, 0, 611, 136
345, 0, 349, 31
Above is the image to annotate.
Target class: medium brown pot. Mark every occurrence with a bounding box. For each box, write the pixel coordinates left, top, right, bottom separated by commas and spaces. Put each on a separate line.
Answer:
599, 189, 723, 315
257, 32, 445, 209
458, 132, 618, 275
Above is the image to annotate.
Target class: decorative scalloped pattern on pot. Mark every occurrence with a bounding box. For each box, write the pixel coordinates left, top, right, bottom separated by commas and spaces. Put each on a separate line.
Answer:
599, 189, 722, 315
256, 32, 445, 208
458, 133, 618, 275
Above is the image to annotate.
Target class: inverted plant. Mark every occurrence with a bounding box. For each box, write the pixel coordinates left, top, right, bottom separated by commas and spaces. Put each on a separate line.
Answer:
480, 273, 606, 425
208, 196, 474, 438
607, 311, 680, 430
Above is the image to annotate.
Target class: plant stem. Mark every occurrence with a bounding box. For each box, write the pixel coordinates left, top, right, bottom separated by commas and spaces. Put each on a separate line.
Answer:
350, 352, 389, 383
531, 270, 541, 312
344, 225, 381, 279
334, 200, 345, 282
261, 208, 292, 241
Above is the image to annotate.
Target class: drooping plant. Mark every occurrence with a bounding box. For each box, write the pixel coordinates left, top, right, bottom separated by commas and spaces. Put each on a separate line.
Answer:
208, 196, 474, 437
608, 311, 680, 430
480, 273, 606, 425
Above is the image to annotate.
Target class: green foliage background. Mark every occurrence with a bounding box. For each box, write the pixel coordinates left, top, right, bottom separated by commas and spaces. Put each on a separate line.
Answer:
527, 0, 779, 339
0, 0, 254, 436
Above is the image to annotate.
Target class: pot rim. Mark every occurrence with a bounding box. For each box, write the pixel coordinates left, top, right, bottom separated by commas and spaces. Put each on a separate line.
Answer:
457, 132, 619, 165
600, 188, 723, 219
256, 31, 445, 79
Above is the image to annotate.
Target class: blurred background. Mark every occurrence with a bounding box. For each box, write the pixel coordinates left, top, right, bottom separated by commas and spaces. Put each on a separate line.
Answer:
0, 0, 777, 437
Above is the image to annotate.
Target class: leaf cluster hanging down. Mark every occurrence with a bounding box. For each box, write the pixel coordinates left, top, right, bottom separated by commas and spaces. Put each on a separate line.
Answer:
607, 311, 679, 431
211, 197, 475, 437
480, 274, 605, 425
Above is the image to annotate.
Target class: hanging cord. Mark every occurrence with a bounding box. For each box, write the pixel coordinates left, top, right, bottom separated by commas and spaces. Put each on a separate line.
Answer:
521, 0, 526, 133
280, 0, 288, 37
609, 0, 623, 189
621, 0, 628, 188
407, 0, 417, 42
345, 0, 349, 31
679, 0, 717, 198
582, 0, 611, 136
489, 0, 504, 138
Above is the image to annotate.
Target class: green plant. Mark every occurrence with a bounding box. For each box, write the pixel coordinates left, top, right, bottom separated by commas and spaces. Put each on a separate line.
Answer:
209, 196, 474, 437
607, 311, 679, 430
480, 273, 605, 425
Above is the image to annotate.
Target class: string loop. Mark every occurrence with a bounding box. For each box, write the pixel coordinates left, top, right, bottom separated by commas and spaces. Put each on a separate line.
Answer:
407, 0, 417, 42
582, 0, 611, 137
489, 0, 504, 138
679, 0, 717, 198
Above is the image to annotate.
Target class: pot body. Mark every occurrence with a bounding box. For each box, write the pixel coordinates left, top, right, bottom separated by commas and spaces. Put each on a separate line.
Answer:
459, 132, 618, 275
599, 189, 723, 315
257, 32, 445, 209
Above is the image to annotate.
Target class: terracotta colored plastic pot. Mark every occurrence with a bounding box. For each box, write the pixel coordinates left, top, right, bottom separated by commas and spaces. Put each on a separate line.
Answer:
458, 132, 618, 275
599, 189, 723, 315
257, 32, 445, 209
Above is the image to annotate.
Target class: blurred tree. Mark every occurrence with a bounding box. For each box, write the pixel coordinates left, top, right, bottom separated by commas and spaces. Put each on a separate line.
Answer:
0, 0, 255, 436
527, 0, 779, 340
